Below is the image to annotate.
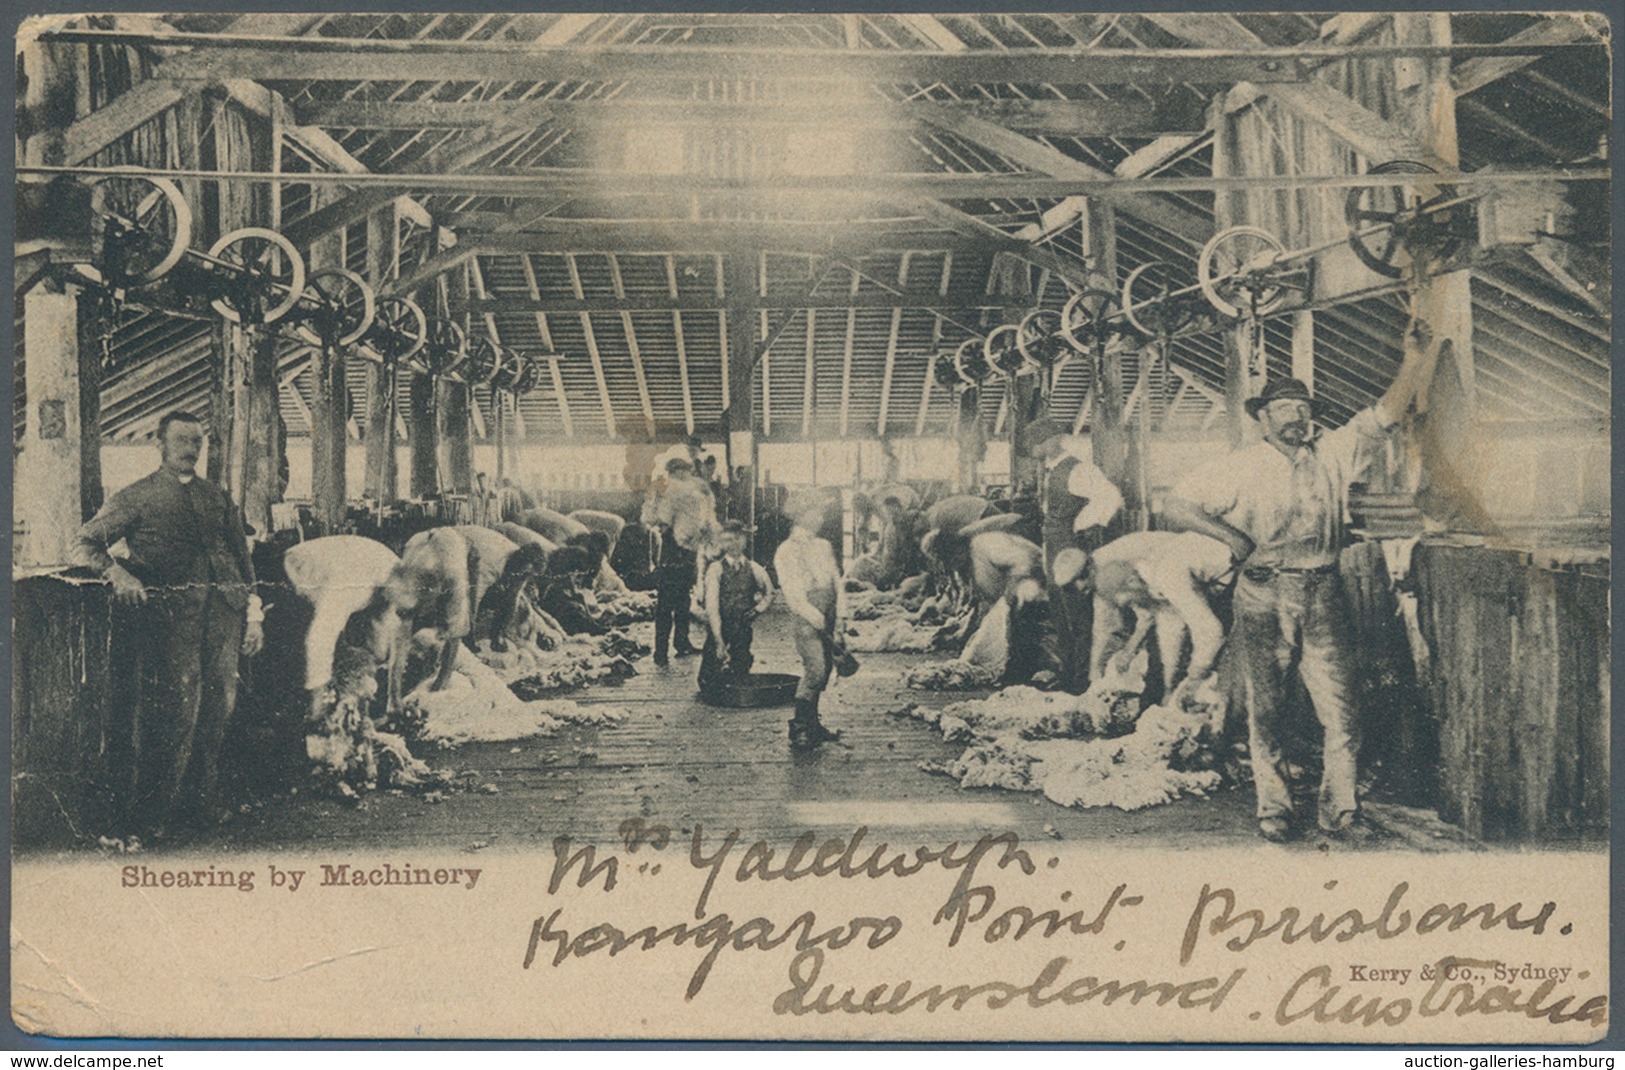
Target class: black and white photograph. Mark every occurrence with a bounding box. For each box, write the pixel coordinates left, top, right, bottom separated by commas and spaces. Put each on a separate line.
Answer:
9, 10, 1613, 1043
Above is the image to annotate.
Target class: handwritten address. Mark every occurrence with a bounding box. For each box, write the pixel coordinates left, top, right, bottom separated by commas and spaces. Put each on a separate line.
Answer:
108, 821, 1605, 1031
519, 823, 1606, 1029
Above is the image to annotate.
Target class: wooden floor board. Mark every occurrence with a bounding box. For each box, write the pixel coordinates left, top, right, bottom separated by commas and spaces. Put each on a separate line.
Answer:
122, 605, 1452, 853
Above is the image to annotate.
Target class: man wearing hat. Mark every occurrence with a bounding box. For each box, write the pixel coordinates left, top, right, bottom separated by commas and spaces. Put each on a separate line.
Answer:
1162, 323, 1441, 842
1027, 418, 1124, 693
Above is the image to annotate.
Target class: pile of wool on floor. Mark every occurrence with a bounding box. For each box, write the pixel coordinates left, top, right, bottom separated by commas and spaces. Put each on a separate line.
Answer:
901, 600, 1011, 689
842, 585, 962, 654
903, 659, 999, 691
404, 647, 629, 747
479, 626, 650, 698
845, 616, 942, 654
895, 664, 1227, 811
589, 589, 658, 628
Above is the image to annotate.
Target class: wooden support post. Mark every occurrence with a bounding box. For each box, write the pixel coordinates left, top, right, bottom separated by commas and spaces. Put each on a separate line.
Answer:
76, 285, 103, 522
240, 326, 283, 539
16, 282, 88, 569
1394, 13, 1487, 530
1209, 98, 1258, 449
362, 208, 398, 504
1223, 322, 1254, 450
307, 216, 348, 534
15, 41, 99, 565
309, 336, 349, 532
1080, 201, 1135, 521
438, 377, 474, 496
1292, 309, 1315, 388
955, 389, 982, 493
725, 251, 758, 551
407, 230, 443, 500
407, 371, 439, 500
493, 393, 507, 485
439, 264, 475, 496
988, 252, 1041, 494
1128, 344, 1152, 531
206, 318, 232, 488
1095, 338, 1131, 501
224, 322, 251, 501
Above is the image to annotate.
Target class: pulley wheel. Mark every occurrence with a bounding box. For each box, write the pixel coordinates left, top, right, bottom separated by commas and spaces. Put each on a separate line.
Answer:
1345, 159, 1474, 279
932, 350, 966, 390
1121, 260, 1198, 339
304, 268, 376, 347
208, 227, 306, 324
510, 355, 542, 396
1198, 226, 1294, 319
1059, 288, 1121, 351
953, 337, 991, 386
491, 347, 528, 392
1015, 308, 1068, 370
90, 171, 192, 286
983, 323, 1025, 376
368, 297, 427, 363
417, 317, 467, 377
460, 335, 503, 386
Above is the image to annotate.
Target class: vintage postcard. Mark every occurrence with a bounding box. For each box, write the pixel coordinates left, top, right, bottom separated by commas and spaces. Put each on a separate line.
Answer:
10, 10, 1611, 1043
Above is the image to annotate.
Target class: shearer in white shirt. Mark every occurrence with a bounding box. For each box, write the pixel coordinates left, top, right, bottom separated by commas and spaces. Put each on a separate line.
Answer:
1082, 530, 1236, 705
1162, 319, 1442, 843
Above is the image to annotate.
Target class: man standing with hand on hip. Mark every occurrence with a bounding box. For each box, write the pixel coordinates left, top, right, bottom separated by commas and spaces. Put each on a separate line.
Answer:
76, 411, 263, 839
1162, 322, 1441, 843
774, 496, 851, 747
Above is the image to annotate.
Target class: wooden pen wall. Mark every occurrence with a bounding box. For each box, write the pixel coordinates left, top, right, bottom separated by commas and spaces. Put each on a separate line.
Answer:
1414, 544, 1609, 840
12, 576, 122, 847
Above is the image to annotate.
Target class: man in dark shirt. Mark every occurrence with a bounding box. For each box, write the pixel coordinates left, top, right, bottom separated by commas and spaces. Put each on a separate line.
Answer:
76, 411, 263, 838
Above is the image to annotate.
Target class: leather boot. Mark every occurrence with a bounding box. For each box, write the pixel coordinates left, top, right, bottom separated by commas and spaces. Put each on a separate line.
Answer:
789, 695, 841, 746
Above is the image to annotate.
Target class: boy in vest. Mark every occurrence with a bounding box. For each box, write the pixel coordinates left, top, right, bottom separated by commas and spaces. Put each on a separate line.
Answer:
698, 521, 775, 692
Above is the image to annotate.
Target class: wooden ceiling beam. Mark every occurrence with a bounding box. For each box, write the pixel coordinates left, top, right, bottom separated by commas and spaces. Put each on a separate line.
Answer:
43, 162, 1600, 199
1146, 13, 1420, 163
295, 96, 1205, 137
918, 109, 1212, 245
455, 291, 1015, 314
564, 253, 618, 438
899, 197, 1096, 292
281, 124, 528, 247
269, 9, 599, 249
1453, 15, 1606, 96
608, 253, 657, 436
521, 254, 574, 440
88, 34, 1345, 86
664, 256, 696, 436
461, 222, 989, 256
47, 26, 1595, 84
62, 78, 188, 166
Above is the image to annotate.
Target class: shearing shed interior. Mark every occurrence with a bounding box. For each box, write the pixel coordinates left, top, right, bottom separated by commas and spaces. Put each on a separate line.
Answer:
11, 12, 1611, 855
